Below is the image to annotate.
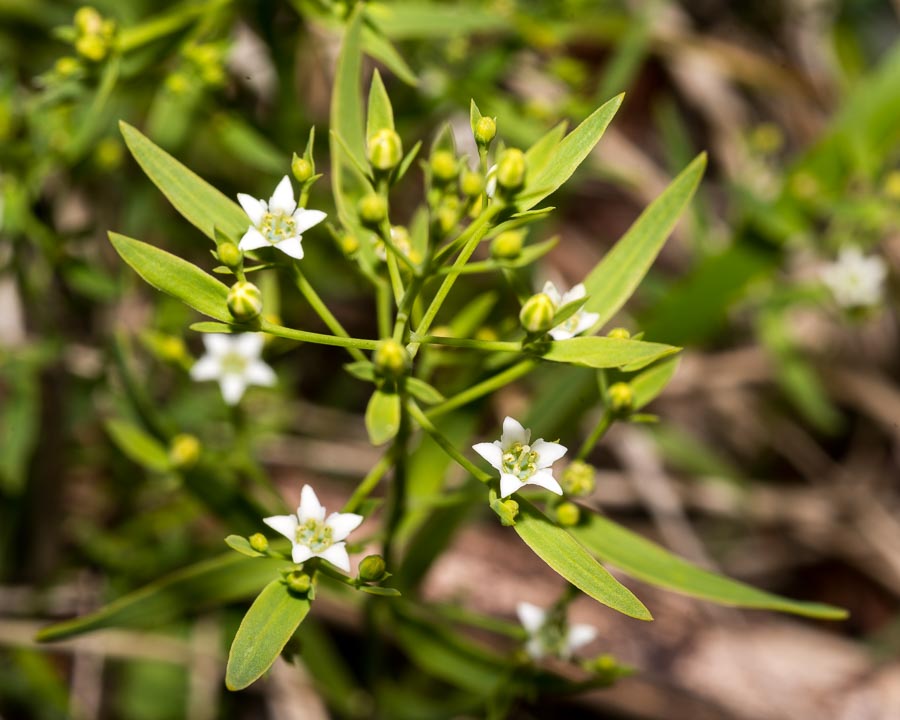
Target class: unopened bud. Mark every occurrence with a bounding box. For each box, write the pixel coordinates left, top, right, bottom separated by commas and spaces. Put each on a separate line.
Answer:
519, 293, 556, 333
367, 128, 403, 171
460, 170, 485, 197
493, 498, 519, 526
474, 327, 498, 342
607, 382, 633, 414
373, 338, 409, 380
555, 501, 581, 527
291, 153, 313, 183
227, 281, 263, 322
358, 194, 387, 227
249, 533, 269, 553
496, 148, 526, 192
474, 116, 497, 145
75, 34, 108, 62
74, 6, 103, 34
169, 433, 201, 470
561, 461, 596, 496
430, 150, 458, 184
358, 554, 387, 582
435, 203, 457, 235
606, 327, 631, 340
55, 57, 81, 78
490, 230, 524, 260
218, 241, 241, 268
286, 571, 311, 594
338, 233, 359, 256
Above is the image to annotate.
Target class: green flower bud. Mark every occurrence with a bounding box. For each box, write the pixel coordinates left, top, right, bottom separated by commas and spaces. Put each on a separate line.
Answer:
561, 460, 596, 496
474, 116, 497, 145
286, 570, 311, 594
169, 433, 201, 470
606, 327, 631, 340
435, 203, 458, 235
555, 501, 581, 527
55, 57, 81, 78
607, 382, 633, 414
430, 150, 458, 183
218, 241, 242, 268
249, 533, 269, 553
158, 335, 188, 364
474, 327, 498, 342
338, 233, 359, 256
75, 34, 108, 62
519, 293, 556, 333
358, 554, 387, 582
460, 170, 485, 197
291, 153, 313, 183
94, 137, 122, 170
165, 72, 192, 96
357, 194, 387, 227
367, 128, 403, 171
496, 148, 526, 192
74, 6, 103, 35
373, 338, 409, 380
227, 281, 263, 322
494, 498, 519, 526
490, 230, 524, 260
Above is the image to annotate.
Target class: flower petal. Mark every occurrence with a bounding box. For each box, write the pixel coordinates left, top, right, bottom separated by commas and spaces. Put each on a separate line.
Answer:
237, 193, 266, 226
532, 439, 567, 468
268, 175, 297, 215
263, 514, 298, 541
190, 355, 221, 382
239, 226, 270, 252
202, 333, 232, 356
525, 637, 545, 660
233, 332, 264, 358
317, 542, 351, 572
298, 485, 326, 523
548, 326, 575, 342
541, 281, 562, 306
524, 470, 562, 495
245, 360, 277, 388
292, 208, 327, 234
472, 442, 503, 471
500, 473, 524, 498
565, 624, 598, 654
219, 374, 247, 405
292, 544, 314, 564
561, 283, 587, 304
516, 601, 546, 634
500, 416, 529, 447
572, 311, 599, 336
325, 511, 363, 542
274, 236, 304, 259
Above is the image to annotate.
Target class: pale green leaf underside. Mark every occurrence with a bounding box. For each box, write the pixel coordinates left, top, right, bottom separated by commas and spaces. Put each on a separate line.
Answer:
514, 500, 652, 620
366, 390, 401, 445
226, 580, 311, 690
571, 515, 847, 620
630, 356, 681, 410
542, 336, 679, 370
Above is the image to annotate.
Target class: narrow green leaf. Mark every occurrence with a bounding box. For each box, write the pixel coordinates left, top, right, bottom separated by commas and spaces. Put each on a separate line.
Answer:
344, 361, 376, 383
570, 515, 847, 620
119, 121, 247, 241
517, 95, 622, 211
225, 535, 265, 558
366, 69, 394, 139
109, 233, 231, 321
365, 390, 401, 445
395, 139, 422, 183
360, 24, 418, 86
37, 554, 286, 642
225, 580, 311, 691
359, 585, 401, 597
469, 99, 483, 134
523, 120, 568, 179
541, 337, 679, 371
630, 356, 680, 410
105, 419, 170, 472
583, 153, 706, 328
406, 377, 444, 405
514, 501, 652, 620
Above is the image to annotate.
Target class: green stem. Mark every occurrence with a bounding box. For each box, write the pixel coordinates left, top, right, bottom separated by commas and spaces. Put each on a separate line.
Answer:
342, 453, 392, 514
293, 265, 366, 363
253, 321, 378, 350
576, 408, 614, 461
382, 389, 410, 567
376, 282, 392, 338
407, 400, 492, 483
428, 359, 537, 418
410, 335, 521, 353
393, 274, 426, 343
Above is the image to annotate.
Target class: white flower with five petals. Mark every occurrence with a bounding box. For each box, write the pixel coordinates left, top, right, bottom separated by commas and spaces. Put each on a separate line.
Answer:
473, 416, 567, 498
820, 247, 887, 309
237, 175, 326, 260
190, 333, 276, 405
263, 485, 363, 572
542, 281, 600, 341
517, 601, 598, 661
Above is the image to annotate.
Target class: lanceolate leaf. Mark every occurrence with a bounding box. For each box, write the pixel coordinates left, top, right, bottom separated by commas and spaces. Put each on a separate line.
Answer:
514, 500, 652, 620
570, 515, 847, 620
366, 69, 394, 139
582, 153, 706, 328
109, 233, 231, 321
37, 554, 286, 642
225, 580, 311, 691
630, 356, 680, 410
105, 419, 170, 472
523, 120, 568, 179
517, 95, 622, 211
541, 336, 679, 371
365, 390, 401, 445
119, 121, 247, 241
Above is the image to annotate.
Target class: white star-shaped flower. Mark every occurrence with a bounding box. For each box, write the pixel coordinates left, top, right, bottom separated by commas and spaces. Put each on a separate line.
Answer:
820, 247, 887, 309
237, 175, 327, 260
517, 601, 598, 661
473, 416, 567, 498
542, 281, 600, 341
263, 485, 363, 572
189, 333, 276, 405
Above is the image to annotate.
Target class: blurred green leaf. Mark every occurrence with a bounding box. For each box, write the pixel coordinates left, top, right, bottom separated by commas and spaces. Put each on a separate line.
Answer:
406, 377, 444, 404
541, 337, 679, 371
366, 390, 401, 445
630, 356, 680, 410
225, 580, 311, 690
105, 419, 170, 473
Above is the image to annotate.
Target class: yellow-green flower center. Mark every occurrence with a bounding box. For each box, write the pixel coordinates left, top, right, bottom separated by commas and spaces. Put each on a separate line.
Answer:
295, 518, 334, 553
502, 442, 538, 480
260, 210, 297, 244
219, 351, 248, 374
